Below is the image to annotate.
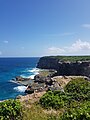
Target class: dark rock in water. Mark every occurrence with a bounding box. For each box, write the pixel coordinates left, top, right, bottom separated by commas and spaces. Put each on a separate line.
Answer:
15, 76, 31, 81
12, 78, 15, 81
16, 76, 24, 81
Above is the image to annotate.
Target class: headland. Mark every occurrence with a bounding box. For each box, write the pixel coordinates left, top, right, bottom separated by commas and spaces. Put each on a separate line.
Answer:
11, 56, 90, 95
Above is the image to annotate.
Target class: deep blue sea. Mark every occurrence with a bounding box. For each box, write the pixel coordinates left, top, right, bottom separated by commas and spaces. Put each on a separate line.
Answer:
0, 57, 39, 100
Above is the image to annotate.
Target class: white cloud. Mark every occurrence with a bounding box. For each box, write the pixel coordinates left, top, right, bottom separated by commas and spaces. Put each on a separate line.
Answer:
68, 39, 90, 53
48, 47, 65, 54
82, 24, 90, 29
0, 51, 2, 55
3, 40, 8, 43
46, 39, 90, 55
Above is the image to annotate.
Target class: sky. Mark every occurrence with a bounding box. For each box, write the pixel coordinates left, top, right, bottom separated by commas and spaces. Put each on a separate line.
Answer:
0, 0, 90, 57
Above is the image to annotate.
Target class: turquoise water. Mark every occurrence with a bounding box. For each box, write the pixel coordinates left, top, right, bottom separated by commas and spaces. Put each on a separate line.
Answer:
0, 57, 39, 100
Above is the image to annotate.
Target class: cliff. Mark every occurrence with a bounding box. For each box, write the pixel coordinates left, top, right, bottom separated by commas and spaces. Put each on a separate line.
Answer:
37, 56, 90, 77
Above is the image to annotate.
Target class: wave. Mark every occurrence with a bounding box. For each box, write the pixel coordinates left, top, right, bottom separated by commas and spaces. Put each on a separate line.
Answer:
20, 74, 35, 79
28, 68, 40, 74
20, 68, 39, 79
20, 75, 31, 78
13, 86, 27, 92
9, 80, 21, 85
29, 74, 35, 79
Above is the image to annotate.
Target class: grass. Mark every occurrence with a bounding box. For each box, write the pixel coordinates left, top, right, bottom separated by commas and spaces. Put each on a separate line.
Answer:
44, 56, 90, 62
22, 104, 47, 120
22, 103, 62, 120
1, 77, 90, 120
39, 70, 52, 77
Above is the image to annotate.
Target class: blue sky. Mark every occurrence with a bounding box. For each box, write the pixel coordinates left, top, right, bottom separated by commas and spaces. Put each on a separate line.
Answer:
0, 0, 90, 57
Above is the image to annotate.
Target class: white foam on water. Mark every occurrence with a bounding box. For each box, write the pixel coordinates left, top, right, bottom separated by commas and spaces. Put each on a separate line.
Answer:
28, 68, 40, 73
29, 74, 35, 79
10, 80, 21, 85
20, 75, 30, 78
20, 74, 36, 79
20, 68, 40, 79
13, 86, 27, 92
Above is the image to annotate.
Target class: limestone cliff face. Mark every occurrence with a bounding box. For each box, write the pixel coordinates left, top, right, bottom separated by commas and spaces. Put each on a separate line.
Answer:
37, 57, 59, 69
37, 57, 90, 77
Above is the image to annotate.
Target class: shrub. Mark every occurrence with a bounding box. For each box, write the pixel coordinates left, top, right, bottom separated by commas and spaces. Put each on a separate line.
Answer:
62, 101, 90, 120
64, 78, 90, 101
0, 99, 22, 120
40, 91, 67, 109
40, 78, 90, 109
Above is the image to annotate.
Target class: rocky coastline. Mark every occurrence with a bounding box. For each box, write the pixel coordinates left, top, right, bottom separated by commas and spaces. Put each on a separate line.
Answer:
11, 56, 90, 98
37, 56, 90, 78
12, 69, 58, 94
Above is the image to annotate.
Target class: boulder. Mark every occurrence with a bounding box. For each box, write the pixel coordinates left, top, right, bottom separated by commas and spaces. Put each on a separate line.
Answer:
16, 76, 24, 81
25, 86, 34, 94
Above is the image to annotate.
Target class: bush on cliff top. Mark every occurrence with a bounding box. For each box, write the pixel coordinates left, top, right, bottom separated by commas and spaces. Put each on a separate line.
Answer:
45, 56, 90, 62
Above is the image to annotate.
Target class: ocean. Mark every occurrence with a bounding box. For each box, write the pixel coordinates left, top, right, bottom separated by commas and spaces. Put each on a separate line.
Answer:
0, 57, 39, 100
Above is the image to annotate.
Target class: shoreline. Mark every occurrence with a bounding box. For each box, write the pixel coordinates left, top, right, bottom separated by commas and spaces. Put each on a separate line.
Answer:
1, 74, 89, 102
1, 66, 90, 102
10, 69, 56, 86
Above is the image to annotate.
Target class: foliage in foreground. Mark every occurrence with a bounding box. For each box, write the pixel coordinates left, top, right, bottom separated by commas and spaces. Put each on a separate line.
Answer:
40, 78, 90, 119
0, 99, 22, 120
0, 78, 90, 120
22, 104, 48, 120
64, 78, 90, 101
62, 101, 90, 120
40, 78, 90, 108
40, 91, 67, 109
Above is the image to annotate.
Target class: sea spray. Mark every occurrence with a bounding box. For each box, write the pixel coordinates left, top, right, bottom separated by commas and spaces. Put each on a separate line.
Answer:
0, 57, 39, 100
13, 86, 27, 92
20, 68, 40, 79
28, 68, 40, 73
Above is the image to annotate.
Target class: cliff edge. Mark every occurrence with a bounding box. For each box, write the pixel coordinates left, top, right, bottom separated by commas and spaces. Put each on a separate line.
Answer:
37, 56, 90, 77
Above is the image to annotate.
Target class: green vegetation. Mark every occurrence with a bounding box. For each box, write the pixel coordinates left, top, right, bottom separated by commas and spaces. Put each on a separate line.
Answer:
0, 99, 22, 120
22, 104, 48, 120
0, 78, 90, 120
39, 70, 51, 77
62, 101, 90, 120
45, 56, 90, 62
64, 78, 90, 101
40, 91, 67, 109
40, 78, 90, 120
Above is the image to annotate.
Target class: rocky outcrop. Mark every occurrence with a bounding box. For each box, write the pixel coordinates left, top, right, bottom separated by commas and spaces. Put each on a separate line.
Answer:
37, 57, 60, 69
15, 76, 31, 81
34, 74, 53, 85
37, 57, 90, 78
